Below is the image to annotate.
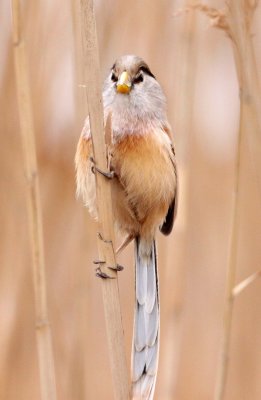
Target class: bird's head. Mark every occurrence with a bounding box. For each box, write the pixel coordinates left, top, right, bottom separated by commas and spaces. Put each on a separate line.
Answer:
109, 55, 156, 95
103, 55, 166, 120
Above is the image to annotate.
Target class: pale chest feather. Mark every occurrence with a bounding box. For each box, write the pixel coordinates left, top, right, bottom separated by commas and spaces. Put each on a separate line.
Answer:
111, 130, 176, 211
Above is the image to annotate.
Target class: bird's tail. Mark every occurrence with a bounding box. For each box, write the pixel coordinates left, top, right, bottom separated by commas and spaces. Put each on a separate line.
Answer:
131, 236, 159, 400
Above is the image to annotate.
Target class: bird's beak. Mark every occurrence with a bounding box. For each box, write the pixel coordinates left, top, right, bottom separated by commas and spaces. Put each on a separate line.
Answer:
116, 71, 131, 94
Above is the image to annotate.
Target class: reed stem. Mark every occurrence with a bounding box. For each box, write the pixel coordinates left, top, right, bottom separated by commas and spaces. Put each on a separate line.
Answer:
11, 1, 57, 399
80, 1, 130, 399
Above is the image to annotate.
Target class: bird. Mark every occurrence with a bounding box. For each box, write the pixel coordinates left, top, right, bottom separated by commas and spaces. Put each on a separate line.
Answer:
75, 55, 178, 399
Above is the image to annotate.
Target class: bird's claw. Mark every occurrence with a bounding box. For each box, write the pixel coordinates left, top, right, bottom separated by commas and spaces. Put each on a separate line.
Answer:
97, 232, 112, 244
93, 259, 124, 277
90, 156, 115, 179
93, 259, 106, 265
95, 267, 114, 279
94, 233, 124, 278
109, 264, 124, 272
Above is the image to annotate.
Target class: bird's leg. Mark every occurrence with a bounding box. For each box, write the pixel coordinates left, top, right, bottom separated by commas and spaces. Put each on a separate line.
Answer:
90, 156, 115, 179
116, 234, 134, 255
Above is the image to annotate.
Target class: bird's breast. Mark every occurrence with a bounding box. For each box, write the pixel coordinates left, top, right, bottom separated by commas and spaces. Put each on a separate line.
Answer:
111, 130, 176, 219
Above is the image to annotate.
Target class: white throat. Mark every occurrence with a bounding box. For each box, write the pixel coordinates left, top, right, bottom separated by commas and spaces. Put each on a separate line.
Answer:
103, 89, 167, 139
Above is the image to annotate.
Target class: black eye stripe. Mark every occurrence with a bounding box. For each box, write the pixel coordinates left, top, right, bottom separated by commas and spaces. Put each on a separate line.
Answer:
139, 66, 156, 79
133, 74, 144, 84
111, 72, 118, 82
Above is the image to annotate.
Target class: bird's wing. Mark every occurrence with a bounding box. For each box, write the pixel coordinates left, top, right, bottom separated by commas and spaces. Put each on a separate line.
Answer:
160, 128, 178, 236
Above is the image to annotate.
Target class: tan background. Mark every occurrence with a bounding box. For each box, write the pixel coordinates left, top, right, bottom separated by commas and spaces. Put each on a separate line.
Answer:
1, 0, 261, 399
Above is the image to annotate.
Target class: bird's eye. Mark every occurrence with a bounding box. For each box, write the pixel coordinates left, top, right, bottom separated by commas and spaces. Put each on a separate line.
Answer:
133, 74, 144, 84
111, 72, 117, 82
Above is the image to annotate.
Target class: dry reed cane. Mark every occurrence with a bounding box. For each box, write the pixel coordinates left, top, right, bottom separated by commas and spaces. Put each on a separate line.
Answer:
11, 1, 57, 400
160, 4, 198, 397
183, 2, 260, 398
80, 1, 130, 399
71, 0, 86, 129
215, 2, 260, 399
69, 1, 89, 398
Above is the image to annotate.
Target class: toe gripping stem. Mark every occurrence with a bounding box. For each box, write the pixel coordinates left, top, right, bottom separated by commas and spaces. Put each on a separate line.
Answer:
90, 156, 115, 179
94, 233, 124, 279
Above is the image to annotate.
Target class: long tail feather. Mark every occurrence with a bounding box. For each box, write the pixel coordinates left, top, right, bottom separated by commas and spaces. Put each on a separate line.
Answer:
131, 237, 159, 400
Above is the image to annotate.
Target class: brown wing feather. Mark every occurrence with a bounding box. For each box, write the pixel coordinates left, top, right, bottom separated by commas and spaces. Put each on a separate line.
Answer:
160, 197, 176, 235
160, 138, 178, 236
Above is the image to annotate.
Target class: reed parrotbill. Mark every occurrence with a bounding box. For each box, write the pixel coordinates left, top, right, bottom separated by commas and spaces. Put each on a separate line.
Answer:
75, 55, 178, 399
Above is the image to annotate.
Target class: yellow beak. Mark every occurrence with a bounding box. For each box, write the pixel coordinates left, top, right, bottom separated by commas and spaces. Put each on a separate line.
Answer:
116, 71, 131, 94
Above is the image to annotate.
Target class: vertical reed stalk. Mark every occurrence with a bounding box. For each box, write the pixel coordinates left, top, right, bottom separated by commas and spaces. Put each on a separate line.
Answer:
185, 2, 260, 398
160, 4, 198, 398
71, 0, 86, 129
212, 1, 260, 399
214, 110, 242, 400
11, 1, 57, 400
70, 1, 88, 398
80, 1, 130, 399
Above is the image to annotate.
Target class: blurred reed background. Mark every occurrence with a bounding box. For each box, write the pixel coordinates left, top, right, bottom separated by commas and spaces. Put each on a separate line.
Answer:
1, 0, 261, 399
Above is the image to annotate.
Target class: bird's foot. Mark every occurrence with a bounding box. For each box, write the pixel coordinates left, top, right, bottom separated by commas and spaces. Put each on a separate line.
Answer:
93, 259, 124, 279
97, 232, 112, 244
90, 156, 115, 179
95, 266, 113, 279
